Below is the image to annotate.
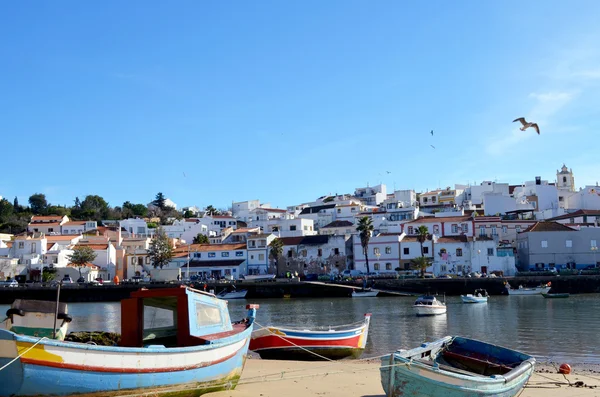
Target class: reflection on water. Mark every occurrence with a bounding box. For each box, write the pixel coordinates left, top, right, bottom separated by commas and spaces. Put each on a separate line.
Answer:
2, 294, 600, 363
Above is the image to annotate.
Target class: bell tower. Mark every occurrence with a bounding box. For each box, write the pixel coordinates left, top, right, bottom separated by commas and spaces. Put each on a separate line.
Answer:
556, 164, 575, 192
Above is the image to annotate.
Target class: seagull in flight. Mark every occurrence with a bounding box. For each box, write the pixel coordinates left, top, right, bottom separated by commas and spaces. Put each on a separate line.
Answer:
513, 117, 540, 134
430, 145, 436, 149
430, 130, 434, 136
386, 171, 391, 174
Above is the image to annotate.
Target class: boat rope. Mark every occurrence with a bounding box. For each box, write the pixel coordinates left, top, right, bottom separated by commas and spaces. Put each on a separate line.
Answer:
0, 336, 47, 372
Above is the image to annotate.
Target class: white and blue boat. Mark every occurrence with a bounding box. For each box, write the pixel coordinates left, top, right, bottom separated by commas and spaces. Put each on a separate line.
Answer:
461, 289, 489, 304
0, 286, 259, 397
380, 336, 535, 397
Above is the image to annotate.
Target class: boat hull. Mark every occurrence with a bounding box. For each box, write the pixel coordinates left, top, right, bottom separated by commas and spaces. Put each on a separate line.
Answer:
0, 325, 253, 397
461, 295, 488, 304
249, 316, 370, 361
352, 291, 379, 298
381, 336, 535, 397
507, 287, 550, 296
218, 290, 248, 299
414, 305, 447, 316
542, 293, 570, 299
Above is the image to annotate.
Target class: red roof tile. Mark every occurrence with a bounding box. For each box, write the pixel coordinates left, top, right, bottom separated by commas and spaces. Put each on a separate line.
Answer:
523, 222, 576, 233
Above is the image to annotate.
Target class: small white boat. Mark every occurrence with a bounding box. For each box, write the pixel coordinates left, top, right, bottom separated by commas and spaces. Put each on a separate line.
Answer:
352, 289, 379, 298
461, 289, 489, 303
414, 295, 446, 316
506, 282, 551, 296
241, 274, 276, 282
217, 289, 248, 299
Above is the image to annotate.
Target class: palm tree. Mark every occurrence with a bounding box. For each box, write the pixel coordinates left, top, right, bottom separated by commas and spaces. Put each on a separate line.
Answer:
410, 256, 431, 278
356, 216, 374, 275
268, 238, 284, 274
415, 225, 430, 257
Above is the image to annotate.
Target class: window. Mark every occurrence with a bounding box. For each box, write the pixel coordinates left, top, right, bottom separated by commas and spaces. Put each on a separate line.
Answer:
146, 257, 150, 264
337, 208, 341, 214
301, 249, 307, 256
225, 269, 231, 275
303, 225, 308, 231
516, 226, 521, 233
461, 223, 469, 233
456, 248, 463, 257
236, 251, 243, 257
31, 244, 36, 253
221, 252, 229, 257
541, 240, 548, 248
433, 225, 439, 234
491, 227, 497, 236
440, 265, 447, 272
457, 264, 463, 273
502, 226, 507, 234
318, 249, 322, 257
208, 252, 216, 258
487, 248, 494, 256
423, 246, 429, 254
403, 247, 409, 255
407, 226, 414, 235
451, 224, 458, 233
423, 197, 428, 203
351, 207, 356, 212
48, 228, 54, 232
259, 254, 265, 261
386, 263, 392, 270
290, 225, 297, 231
566, 240, 572, 248
385, 246, 392, 254
53, 256, 58, 264
18, 242, 24, 249
374, 263, 380, 270
559, 196, 564, 202
373, 247, 380, 255
194, 252, 201, 258
592, 240, 598, 248
563, 176, 567, 183
250, 255, 254, 259
479, 226, 486, 236
334, 248, 340, 255
431, 197, 436, 203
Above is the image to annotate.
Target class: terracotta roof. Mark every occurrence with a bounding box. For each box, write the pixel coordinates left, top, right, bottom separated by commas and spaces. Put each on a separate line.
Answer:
185, 218, 201, 222
322, 220, 354, 228
547, 209, 600, 221
45, 235, 77, 241
248, 233, 272, 239
279, 237, 304, 246
211, 215, 235, 219
436, 235, 469, 243
232, 227, 260, 234
64, 221, 86, 226
176, 243, 246, 253
378, 232, 404, 236
77, 243, 109, 250
46, 243, 55, 250
5, 241, 13, 248
523, 222, 576, 233
406, 216, 470, 224
421, 190, 442, 196
31, 215, 65, 222
400, 236, 421, 243
30, 222, 61, 227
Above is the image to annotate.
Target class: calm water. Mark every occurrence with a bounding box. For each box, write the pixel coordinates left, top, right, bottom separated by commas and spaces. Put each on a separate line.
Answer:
2, 294, 600, 363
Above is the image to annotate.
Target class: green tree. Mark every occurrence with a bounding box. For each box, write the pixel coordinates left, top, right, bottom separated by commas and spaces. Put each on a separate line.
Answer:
28, 193, 48, 214
416, 225, 431, 257
205, 205, 219, 216
268, 238, 284, 273
123, 201, 148, 217
13, 197, 19, 210
81, 195, 110, 220
148, 228, 173, 269
356, 216, 374, 275
183, 210, 194, 218
46, 205, 70, 217
410, 256, 431, 278
74, 197, 81, 208
192, 233, 210, 244
153, 193, 167, 210
67, 246, 98, 278
0, 199, 14, 220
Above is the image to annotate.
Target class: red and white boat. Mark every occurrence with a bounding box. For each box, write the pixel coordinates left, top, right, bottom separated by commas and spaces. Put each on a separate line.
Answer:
249, 314, 371, 361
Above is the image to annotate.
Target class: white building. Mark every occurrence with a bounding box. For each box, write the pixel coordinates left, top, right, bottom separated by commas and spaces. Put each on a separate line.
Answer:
464, 181, 510, 206
75, 237, 117, 279
246, 233, 276, 275
297, 204, 336, 230
182, 243, 248, 280
512, 177, 560, 218
61, 220, 97, 235
232, 200, 268, 223
28, 215, 69, 234
353, 233, 402, 274
119, 218, 152, 238
320, 220, 356, 236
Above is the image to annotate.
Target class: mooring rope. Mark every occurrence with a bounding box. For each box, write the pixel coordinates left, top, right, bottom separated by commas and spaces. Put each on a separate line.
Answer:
0, 336, 48, 372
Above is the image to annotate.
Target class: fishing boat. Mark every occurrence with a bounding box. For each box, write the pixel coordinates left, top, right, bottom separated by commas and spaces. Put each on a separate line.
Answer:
217, 289, 248, 299
461, 289, 489, 304
542, 292, 570, 299
0, 286, 259, 397
505, 282, 551, 296
413, 295, 446, 316
352, 289, 379, 298
380, 336, 536, 397
249, 313, 371, 361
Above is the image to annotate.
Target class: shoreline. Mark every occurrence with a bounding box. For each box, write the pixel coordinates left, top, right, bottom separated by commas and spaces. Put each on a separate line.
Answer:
210, 358, 600, 397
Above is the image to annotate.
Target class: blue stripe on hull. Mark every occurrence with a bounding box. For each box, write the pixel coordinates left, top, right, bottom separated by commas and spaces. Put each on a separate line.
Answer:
280, 330, 360, 338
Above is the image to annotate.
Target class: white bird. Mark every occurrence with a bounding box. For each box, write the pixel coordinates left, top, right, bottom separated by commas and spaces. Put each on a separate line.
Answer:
513, 117, 540, 134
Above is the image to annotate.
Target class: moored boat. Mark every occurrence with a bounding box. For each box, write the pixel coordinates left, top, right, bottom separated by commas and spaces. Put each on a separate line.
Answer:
241, 274, 276, 282
506, 282, 551, 296
249, 314, 371, 361
542, 292, 570, 299
352, 289, 379, 298
413, 295, 446, 316
217, 289, 248, 299
461, 289, 489, 304
380, 336, 536, 397
0, 287, 258, 397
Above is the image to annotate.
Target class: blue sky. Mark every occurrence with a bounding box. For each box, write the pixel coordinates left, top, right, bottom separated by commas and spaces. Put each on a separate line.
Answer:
2, 1, 600, 210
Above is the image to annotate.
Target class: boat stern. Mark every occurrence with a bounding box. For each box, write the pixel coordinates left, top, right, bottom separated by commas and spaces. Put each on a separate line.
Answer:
0, 329, 24, 396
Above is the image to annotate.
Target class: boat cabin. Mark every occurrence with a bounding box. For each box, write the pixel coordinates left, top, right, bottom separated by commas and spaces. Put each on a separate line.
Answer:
4, 299, 72, 340
120, 286, 243, 348
414, 296, 442, 306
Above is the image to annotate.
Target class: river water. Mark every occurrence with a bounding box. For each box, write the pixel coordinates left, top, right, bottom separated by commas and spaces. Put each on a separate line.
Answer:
2, 294, 599, 364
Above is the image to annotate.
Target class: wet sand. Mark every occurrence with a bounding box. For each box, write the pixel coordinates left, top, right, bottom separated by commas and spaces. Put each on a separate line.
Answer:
212, 358, 600, 397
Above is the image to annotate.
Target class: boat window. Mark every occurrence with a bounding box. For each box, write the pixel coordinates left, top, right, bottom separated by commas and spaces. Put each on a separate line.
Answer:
195, 302, 223, 327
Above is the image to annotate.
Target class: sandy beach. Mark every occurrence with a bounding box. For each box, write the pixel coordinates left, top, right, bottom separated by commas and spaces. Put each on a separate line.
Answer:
212, 358, 600, 397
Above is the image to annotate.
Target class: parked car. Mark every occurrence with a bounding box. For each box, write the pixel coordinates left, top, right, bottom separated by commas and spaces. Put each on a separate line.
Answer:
341, 270, 365, 278
62, 276, 74, 284
77, 277, 86, 283
1, 280, 19, 288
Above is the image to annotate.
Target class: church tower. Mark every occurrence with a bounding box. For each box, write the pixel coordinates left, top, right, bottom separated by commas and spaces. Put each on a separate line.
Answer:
556, 164, 575, 192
